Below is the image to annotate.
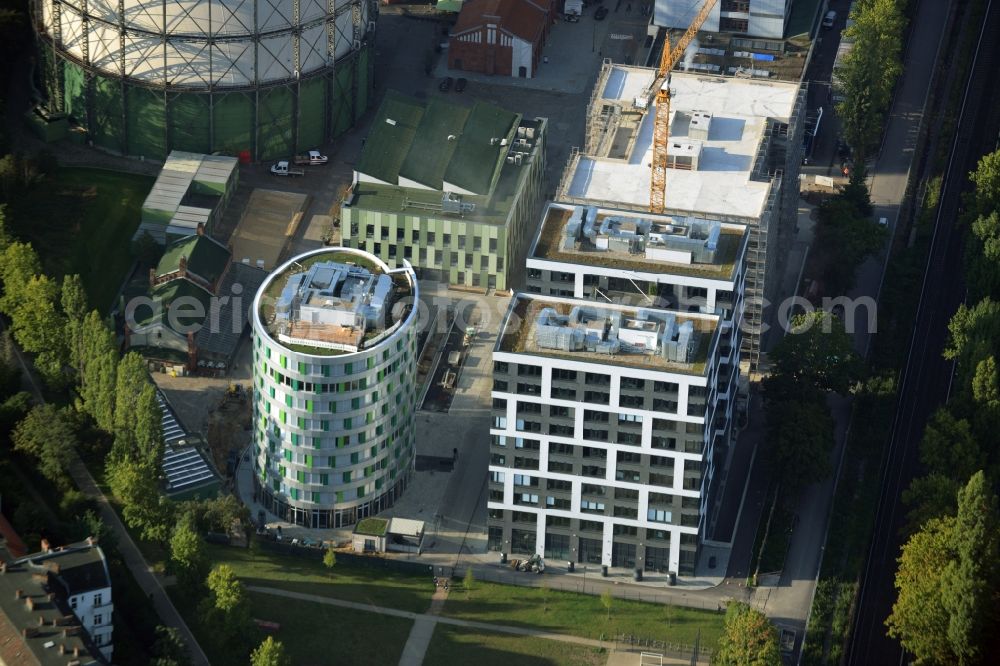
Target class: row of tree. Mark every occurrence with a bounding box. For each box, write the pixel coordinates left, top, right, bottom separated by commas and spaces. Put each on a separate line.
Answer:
887, 151, 1000, 663
836, 0, 907, 171
813, 181, 887, 296
763, 311, 862, 496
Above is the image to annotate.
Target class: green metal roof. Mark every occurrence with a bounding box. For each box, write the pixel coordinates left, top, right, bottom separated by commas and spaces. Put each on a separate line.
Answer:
398, 98, 471, 190
445, 101, 519, 195
135, 279, 212, 328
356, 91, 426, 184
156, 235, 230, 285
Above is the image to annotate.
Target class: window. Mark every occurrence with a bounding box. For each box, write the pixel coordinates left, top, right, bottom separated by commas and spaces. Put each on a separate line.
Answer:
552, 368, 577, 381
94, 614, 103, 626
580, 500, 605, 512
94, 593, 103, 606
647, 509, 672, 523
618, 413, 643, 423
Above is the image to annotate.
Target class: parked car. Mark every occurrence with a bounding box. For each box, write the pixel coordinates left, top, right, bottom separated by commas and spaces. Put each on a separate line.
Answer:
270, 161, 304, 177
455, 77, 467, 92
594, 6, 609, 20
822, 10, 837, 29
878, 216, 889, 227
439, 77, 453, 92
292, 150, 328, 165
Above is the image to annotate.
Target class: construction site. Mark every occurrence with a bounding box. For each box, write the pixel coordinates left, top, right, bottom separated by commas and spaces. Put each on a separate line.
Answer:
556, 56, 805, 370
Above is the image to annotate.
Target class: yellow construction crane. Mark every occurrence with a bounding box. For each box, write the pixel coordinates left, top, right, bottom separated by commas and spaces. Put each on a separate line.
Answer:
648, 0, 719, 214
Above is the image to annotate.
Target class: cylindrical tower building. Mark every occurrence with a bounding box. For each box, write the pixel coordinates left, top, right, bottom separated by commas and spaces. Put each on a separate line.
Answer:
251, 248, 419, 528
32, 0, 377, 160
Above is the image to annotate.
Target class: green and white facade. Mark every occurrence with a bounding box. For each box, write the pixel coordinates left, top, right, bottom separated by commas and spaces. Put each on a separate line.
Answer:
342, 91, 546, 291
250, 248, 419, 528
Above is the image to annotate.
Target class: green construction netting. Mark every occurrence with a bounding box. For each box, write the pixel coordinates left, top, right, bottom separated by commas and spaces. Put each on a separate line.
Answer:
62, 60, 87, 125
297, 77, 325, 151
258, 86, 295, 160
170, 94, 211, 154
92, 76, 126, 154
213, 92, 254, 157
126, 85, 166, 159
332, 64, 355, 138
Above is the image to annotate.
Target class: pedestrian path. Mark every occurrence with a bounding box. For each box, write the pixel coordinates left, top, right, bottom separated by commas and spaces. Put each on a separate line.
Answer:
398, 578, 450, 666
245, 584, 612, 666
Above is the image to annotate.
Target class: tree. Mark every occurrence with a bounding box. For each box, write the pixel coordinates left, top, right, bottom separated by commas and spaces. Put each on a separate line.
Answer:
0, 241, 40, 316
765, 399, 836, 493
944, 298, 1000, 382
251, 637, 290, 666
151, 625, 190, 666
969, 149, 1000, 215
886, 516, 958, 665
106, 457, 172, 543
918, 409, 984, 482
62, 274, 90, 374
72, 509, 117, 550
712, 602, 781, 666
79, 311, 118, 431
10, 274, 68, 387
0, 330, 22, 400
940, 471, 1000, 664
134, 383, 165, 469
836, 0, 906, 166
600, 589, 613, 620
202, 564, 253, 648
112, 352, 153, 460
323, 546, 337, 573
170, 515, 208, 591
966, 212, 1000, 300
12, 404, 77, 489
902, 473, 961, 535
766, 311, 862, 400
814, 194, 886, 294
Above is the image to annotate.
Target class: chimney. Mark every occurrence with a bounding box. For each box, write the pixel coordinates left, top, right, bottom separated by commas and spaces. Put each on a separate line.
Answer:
59, 644, 66, 655
1, 562, 7, 574
179, 255, 188, 272
41, 538, 51, 552
22, 627, 39, 638
48, 593, 55, 603
149, 267, 156, 286
85, 536, 94, 547
25, 596, 35, 611
197, 222, 205, 236
38, 616, 45, 626
15, 589, 23, 599
73, 646, 80, 657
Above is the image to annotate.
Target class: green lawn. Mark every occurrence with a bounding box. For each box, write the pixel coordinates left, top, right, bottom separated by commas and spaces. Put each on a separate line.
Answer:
245, 591, 412, 666
441, 581, 724, 647
425, 625, 607, 666
7, 167, 153, 311
204, 543, 434, 614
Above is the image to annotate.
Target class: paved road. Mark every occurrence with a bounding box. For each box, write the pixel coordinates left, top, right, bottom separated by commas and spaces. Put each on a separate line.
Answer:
847, 1, 1000, 663
0, 321, 210, 666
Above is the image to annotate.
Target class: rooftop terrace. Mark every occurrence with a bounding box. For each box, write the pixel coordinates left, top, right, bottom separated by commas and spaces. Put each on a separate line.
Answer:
256, 250, 415, 355
497, 295, 718, 376
566, 66, 799, 219
531, 202, 746, 280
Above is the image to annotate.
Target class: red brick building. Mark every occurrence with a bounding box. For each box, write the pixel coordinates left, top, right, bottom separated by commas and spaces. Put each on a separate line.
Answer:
448, 0, 553, 78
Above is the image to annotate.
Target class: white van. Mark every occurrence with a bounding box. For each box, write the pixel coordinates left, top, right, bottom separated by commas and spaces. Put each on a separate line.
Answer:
822, 11, 837, 29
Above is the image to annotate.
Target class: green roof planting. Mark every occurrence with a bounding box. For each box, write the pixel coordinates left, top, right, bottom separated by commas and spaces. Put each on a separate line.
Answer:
356, 91, 426, 184
354, 517, 388, 537
156, 234, 231, 285
445, 101, 519, 195
398, 98, 471, 189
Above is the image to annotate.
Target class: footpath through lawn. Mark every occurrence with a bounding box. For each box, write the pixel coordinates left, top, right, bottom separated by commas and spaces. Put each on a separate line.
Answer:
440, 579, 724, 647
424, 624, 607, 666
204, 544, 434, 614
